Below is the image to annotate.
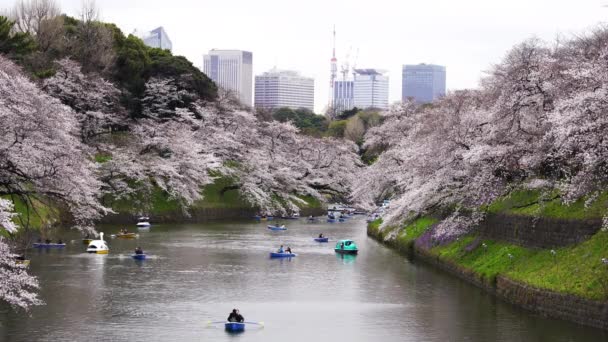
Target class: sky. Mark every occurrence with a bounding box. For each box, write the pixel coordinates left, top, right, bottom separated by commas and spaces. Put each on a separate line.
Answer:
1, 0, 607, 113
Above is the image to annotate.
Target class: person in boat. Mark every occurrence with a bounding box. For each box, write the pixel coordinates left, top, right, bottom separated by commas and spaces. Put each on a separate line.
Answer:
45, 238, 51, 244
277, 245, 284, 253
57, 239, 63, 244
340, 242, 345, 250
134, 246, 144, 255
227, 309, 244, 323
318, 233, 324, 238
286, 246, 292, 254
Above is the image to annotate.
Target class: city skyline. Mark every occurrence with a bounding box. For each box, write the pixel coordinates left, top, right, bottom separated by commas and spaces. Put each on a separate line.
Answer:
10, 0, 607, 113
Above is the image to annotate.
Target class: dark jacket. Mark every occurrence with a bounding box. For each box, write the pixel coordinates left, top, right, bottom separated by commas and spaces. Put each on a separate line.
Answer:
227, 313, 244, 322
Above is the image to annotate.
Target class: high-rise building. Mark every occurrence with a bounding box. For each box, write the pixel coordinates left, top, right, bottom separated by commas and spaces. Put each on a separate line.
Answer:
254, 68, 314, 111
135, 27, 172, 51
203, 49, 253, 107
402, 64, 446, 103
353, 69, 389, 110
333, 80, 354, 113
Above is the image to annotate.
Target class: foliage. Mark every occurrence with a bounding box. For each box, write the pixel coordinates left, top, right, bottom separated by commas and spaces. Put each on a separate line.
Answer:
272, 107, 328, 136
327, 120, 347, 138
0, 16, 36, 58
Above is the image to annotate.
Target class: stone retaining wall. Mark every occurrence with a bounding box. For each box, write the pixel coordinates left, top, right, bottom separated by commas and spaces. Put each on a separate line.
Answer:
478, 213, 601, 248
496, 276, 608, 330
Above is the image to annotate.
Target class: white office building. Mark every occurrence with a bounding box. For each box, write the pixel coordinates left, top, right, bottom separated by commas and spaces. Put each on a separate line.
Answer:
353, 69, 389, 110
333, 80, 355, 113
134, 27, 172, 51
203, 49, 253, 107
254, 68, 314, 111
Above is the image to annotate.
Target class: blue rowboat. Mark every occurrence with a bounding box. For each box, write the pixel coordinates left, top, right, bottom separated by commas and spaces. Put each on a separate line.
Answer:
267, 225, 287, 231
225, 322, 245, 332
132, 254, 146, 260
314, 237, 329, 242
338, 218, 346, 222
327, 219, 336, 223
269, 252, 297, 258
33, 243, 66, 248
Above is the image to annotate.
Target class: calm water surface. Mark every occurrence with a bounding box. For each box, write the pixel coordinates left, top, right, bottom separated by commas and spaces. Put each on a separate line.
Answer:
0, 217, 606, 341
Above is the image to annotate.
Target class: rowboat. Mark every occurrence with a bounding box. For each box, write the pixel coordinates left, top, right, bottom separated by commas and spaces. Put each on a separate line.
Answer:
112, 233, 138, 239
269, 252, 297, 258
33, 243, 66, 248
16, 259, 30, 266
267, 225, 286, 231
314, 237, 329, 242
132, 253, 146, 260
327, 219, 336, 223
225, 322, 245, 332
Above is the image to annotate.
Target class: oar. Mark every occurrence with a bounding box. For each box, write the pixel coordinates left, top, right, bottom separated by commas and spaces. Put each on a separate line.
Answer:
244, 321, 264, 327
206, 320, 227, 325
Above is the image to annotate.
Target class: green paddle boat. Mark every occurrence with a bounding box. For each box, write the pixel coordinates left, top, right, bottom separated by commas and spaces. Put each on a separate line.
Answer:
335, 239, 358, 255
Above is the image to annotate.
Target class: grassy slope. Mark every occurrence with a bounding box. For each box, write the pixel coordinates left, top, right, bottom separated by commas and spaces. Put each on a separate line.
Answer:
431, 232, 608, 300
0, 196, 60, 240
485, 189, 608, 220
425, 189, 608, 300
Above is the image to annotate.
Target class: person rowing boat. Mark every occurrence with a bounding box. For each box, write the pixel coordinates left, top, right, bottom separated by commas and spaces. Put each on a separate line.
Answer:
227, 309, 244, 323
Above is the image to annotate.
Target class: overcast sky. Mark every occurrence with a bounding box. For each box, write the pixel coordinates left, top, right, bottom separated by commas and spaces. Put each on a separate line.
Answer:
2, 0, 607, 112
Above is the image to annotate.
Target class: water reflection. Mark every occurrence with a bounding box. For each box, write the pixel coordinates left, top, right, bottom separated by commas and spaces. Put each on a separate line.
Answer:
336, 253, 357, 264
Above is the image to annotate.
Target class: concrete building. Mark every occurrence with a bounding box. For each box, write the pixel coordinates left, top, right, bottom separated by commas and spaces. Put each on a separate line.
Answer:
135, 27, 172, 51
353, 69, 389, 110
254, 68, 314, 111
203, 49, 253, 107
402, 64, 446, 103
333, 80, 354, 113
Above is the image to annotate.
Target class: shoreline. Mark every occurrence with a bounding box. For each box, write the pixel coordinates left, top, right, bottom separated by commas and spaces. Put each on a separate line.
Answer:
367, 223, 608, 331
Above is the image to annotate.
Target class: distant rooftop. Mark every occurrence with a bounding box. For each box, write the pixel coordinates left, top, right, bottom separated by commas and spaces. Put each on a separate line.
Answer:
354, 68, 387, 76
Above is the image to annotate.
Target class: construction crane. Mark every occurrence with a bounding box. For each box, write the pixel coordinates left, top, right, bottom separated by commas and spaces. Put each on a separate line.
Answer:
351, 47, 360, 79
341, 46, 352, 81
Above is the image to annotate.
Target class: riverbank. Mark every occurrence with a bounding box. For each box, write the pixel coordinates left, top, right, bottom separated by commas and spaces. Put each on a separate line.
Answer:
368, 192, 608, 330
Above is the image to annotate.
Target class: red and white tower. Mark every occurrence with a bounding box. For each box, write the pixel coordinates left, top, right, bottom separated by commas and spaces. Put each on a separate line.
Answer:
329, 25, 338, 110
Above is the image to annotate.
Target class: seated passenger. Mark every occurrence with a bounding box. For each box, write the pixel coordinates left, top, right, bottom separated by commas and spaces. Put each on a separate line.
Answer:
318, 233, 324, 238
286, 246, 292, 254
277, 245, 284, 253
134, 246, 144, 255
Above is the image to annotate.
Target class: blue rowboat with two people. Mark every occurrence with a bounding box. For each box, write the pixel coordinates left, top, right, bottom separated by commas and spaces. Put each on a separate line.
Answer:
269, 252, 297, 258
33, 243, 66, 248
267, 225, 287, 231
314, 237, 329, 242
